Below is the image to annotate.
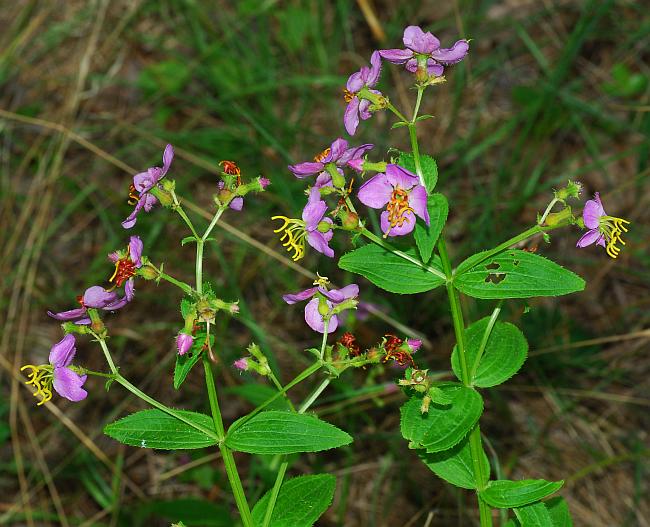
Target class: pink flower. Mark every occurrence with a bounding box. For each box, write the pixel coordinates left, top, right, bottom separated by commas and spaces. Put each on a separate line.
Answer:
357, 164, 429, 236
576, 192, 630, 259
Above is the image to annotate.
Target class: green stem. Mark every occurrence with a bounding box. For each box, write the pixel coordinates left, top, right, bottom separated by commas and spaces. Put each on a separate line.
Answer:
407, 123, 425, 187
203, 355, 254, 527
158, 270, 193, 295
360, 228, 446, 280
471, 302, 502, 379
196, 207, 227, 295
538, 197, 559, 225
95, 337, 219, 440
438, 237, 493, 527
172, 191, 199, 239
319, 321, 329, 360
262, 374, 331, 527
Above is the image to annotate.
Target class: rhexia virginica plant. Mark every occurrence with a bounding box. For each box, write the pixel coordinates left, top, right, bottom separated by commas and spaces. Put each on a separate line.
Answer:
21, 23, 632, 527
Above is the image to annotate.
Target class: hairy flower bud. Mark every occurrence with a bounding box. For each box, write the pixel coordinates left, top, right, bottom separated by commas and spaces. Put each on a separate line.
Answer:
138, 262, 159, 280
339, 210, 359, 231
176, 333, 194, 356
152, 181, 174, 207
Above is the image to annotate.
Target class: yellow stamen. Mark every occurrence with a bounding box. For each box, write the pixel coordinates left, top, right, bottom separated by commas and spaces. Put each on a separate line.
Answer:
272, 216, 306, 261
108, 261, 120, 283
127, 184, 140, 205
21, 365, 53, 405
384, 187, 415, 237
313, 148, 331, 163
343, 88, 354, 103
313, 273, 330, 288
600, 216, 630, 259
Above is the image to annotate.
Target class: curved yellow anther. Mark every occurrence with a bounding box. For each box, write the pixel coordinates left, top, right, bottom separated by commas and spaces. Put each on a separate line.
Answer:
21, 365, 53, 405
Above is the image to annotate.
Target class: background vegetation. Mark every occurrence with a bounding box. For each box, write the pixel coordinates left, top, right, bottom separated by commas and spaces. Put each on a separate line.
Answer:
1, 0, 648, 525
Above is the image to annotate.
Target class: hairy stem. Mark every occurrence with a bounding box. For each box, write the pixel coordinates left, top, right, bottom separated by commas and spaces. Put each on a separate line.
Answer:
438, 237, 493, 527
203, 355, 254, 527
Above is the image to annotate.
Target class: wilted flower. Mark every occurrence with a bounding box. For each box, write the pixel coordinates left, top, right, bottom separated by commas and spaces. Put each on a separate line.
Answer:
21, 334, 87, 405
47, 285, 133, 324
272, 188, 335, 260
108, 235, 143, 293
288, 138, 373, 188
357, 164, 429, 236
283, 276, 359, 334
122, 144, 174, 229
379, 26, 469, 78
576, 192, 630, 258
344, 51, 383, 135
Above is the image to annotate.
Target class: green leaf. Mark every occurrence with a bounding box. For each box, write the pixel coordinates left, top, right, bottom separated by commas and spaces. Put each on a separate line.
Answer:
225, 411, 352, 454
180, 298, 195, 319
181, 236, 199, 246
104, 409, 217, 450
454, 249, 585, 299
251, 475, 335, 527
338, 244, 444, 294
173, 347, 203, 389
546, 497, 573, 527
513, 501, 555, 526
400, 384, 483, 452
391, 121, 409, 129
414, 193, 448, 263
480, 479, 564, 508
419, 434, 490, 489
451, 317, 528, 387
397, 151, 438, 192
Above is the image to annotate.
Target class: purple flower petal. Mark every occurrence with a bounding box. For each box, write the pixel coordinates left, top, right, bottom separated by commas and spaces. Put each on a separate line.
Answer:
307, 231, 334, 258
108, 251, 119, 263
83, 286, 118, 308
122, 198, 146, 229
405, 58, 418, 73
380, 210, 417, 236
53, 367, 87, 402
378, 49, 413, 64
302, 188, 328, 228
323, 284, 359, 303
230, 196, 244, 211
409, 185, 430, 225
124, 279, 135, 301
576, 228, 601, 248
359, 99, 372, 120
344, 97, 361, 136
426, 60, 445, 77
49, 334, 76, 368
403, 26, 440, 54
288, 161, 324, 178
129, 236, 143, 267
346, 71, 365, 93
338, 143, 373, 166
385, 164, 419, 189
314, 172, 333, 189
304, 298, 338, 333
141, 193, 158, 213
358, 173, 392, 208
582, 192, 605, 229
431, 40, 469, 64
47, 307, 88, 321
347, 159, 364, 172
161, 144, 174, 177
283, 287, 318, 305
325, 138, 349, 163
365, 51, 382, 86
133, 170, 157, 193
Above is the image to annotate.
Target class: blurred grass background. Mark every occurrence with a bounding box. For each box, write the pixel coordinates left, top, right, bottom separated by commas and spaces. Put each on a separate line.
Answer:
1, 0, 649, 525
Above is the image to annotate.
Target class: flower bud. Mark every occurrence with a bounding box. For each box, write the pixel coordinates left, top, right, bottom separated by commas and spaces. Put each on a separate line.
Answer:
406, 339, 422, 353
138, 262, 159, 280
317, 221, 333, 233
176, 333, 194, 356
233, 357, 249, 371
339, 210, 359, 231
152, 182, 174, 207
258, 177, 271, 190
